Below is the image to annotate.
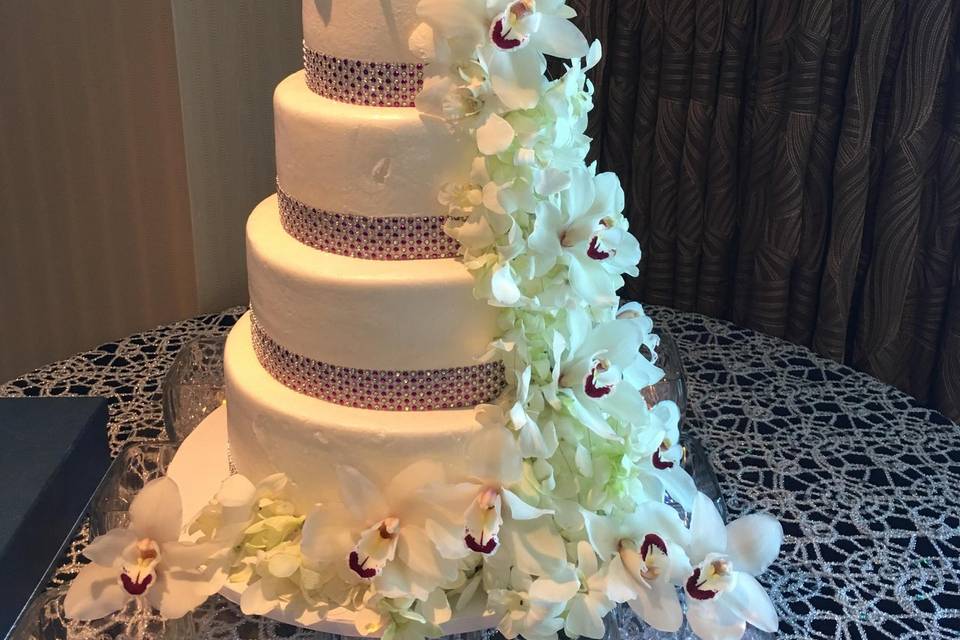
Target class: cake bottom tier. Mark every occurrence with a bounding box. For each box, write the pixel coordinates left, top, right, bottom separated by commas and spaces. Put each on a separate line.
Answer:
225, 312, 489, 510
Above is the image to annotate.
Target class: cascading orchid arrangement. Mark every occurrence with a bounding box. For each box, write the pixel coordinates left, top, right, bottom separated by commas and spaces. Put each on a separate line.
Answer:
64, 2, 783, 639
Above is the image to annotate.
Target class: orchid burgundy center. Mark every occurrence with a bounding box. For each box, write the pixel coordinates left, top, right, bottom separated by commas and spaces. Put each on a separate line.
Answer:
490, 1, 535, 50
120, 539, 161, 596
686, 554, 737, 601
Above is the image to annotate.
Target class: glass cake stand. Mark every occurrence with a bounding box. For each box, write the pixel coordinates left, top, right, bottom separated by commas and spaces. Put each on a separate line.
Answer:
9, 332, 755, 640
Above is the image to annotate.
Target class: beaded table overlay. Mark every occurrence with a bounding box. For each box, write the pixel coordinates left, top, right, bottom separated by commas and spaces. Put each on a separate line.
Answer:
2, 306, 959, 639
303, 44, 425, 107
277, 185, 461, 260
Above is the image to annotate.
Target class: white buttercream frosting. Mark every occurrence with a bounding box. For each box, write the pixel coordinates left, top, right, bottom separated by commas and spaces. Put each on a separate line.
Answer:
225, 312, 486, 512
302, 0, 421, 63
275, 72, 474, 218
246, 196, 498, 371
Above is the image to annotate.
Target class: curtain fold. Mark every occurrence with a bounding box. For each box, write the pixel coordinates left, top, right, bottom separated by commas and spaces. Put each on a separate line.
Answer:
569, 0, 960, 421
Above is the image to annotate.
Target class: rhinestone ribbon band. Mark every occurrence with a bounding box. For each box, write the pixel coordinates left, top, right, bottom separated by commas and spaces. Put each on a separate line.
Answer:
251, 316, 506, 411
277, 186, 461, 260
303, 44, 425, 107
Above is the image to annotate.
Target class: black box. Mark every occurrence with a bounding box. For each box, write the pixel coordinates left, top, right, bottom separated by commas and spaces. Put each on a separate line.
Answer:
0, 397, 111, 637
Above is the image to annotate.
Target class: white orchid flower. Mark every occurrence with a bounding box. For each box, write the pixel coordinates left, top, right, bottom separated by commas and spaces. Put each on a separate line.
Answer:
418, 427, 566, 577
529, 167, 639, 306
503, 365, 559, 458
239, 540, 310, 616
64, 477, 222, 621
442, 159, 507, 256
418, 0, 589, 110
189, 473, 294, 548
545, 309, 655, 442
489, 566, 577, 640
683, 493, 783, 640
615, 302, 665, 389
416, 52, 509, 138
581, 501, 691, 632
563, 541, 613, 639
631, 401, 698, 511
300, 461, 464, 602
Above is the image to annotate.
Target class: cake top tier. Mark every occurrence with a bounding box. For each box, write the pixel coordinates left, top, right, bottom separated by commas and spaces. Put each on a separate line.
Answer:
303, 0, 421, 64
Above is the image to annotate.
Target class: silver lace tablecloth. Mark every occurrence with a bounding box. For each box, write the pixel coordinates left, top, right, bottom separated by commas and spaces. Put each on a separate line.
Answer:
3, 306, 959, 640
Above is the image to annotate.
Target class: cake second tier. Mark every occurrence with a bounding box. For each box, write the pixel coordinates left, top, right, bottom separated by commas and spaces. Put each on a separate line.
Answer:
247, 195, 498, 372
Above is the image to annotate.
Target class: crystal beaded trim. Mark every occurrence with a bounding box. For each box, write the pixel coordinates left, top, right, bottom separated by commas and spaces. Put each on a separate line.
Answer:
251, 316, 506, 411
303, 44, 425, 107
277, 186, 460, 260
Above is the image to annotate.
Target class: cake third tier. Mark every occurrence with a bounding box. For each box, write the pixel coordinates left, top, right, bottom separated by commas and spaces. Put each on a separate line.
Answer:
247, 195, 499, 373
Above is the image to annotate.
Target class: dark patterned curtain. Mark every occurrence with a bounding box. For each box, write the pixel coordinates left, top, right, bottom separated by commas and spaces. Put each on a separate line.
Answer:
567, 0, 960, 421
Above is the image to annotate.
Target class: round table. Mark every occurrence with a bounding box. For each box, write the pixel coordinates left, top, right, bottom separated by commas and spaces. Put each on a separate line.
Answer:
3, 306, 958, 640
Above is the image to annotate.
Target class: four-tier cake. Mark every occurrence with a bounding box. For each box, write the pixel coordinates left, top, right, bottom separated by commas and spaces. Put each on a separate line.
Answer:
63, 3, 783, 639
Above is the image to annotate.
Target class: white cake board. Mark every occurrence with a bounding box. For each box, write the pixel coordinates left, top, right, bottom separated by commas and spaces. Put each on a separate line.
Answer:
167, 407, 497, 637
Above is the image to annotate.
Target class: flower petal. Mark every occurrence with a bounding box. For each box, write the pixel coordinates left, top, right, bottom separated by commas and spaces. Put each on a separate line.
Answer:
501, 517, 566, 576
661, 466, 699, 513
477, 112, 515, 155
160, 540, 226, 571
576, 540, 599, 577
603, 554, 639, 602
150, 568, 216, 619
565, 391, 620, 440
531, 14, 589, 59
390, 459, 446, 509
564, 166, 597, 218
240, 578, 278, 616
564, 594, 607, 639
425, 515, 472, 560
489, 49, 544, 110
420, 587, 453, 625
468, 427, 523, 485
534, 168, 571, 196
336, 465, 388, 525
215, 475, 256, 508
129, 476, 183, 543
685, 600, 747, 640
689, 492, 728, 563
83, 528, 138, 569
627, 580, 682, 633
63, 563, 130, 621
268, 553, 300, 579
300, 505, 354, 564
725, 514, 783, 576
403, 526, 459, 584
491, 263, 523, 305
501, 488, 552, 520
625, 500, 692, 548
723, 573, 779, 633
580, 508, 618, 559
529, 572, 579, 603
585, 39, 602, 70
569, 256, 618, 307
354, 605, 387, 636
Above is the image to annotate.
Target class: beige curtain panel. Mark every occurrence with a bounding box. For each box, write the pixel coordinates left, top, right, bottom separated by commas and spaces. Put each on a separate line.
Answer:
567, 0, 960, 421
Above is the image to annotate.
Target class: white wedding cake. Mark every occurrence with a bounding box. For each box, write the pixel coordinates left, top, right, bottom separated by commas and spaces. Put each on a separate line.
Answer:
64, 3, 783, 639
